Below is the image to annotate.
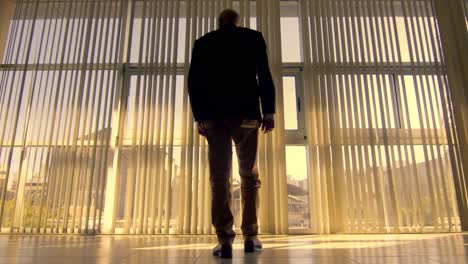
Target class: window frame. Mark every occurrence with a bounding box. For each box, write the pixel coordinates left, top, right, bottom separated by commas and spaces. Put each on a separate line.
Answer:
283, 64, 307, 145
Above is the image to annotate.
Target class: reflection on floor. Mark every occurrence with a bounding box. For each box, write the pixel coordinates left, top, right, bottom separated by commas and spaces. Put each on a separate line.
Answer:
0, 233, 466, 263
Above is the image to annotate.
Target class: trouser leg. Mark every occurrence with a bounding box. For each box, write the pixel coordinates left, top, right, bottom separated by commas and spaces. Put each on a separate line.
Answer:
232, 125, 260, 239
205, 124, 235, 244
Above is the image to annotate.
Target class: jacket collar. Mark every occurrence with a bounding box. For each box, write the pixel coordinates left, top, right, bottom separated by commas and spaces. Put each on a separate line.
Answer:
218, 24, 238, 30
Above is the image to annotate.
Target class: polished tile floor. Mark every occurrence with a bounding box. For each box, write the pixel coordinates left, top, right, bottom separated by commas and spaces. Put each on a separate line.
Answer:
0, 233, 467, 264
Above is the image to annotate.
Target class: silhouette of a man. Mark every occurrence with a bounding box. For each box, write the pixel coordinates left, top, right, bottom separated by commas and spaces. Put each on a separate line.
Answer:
188, 9, 275, 259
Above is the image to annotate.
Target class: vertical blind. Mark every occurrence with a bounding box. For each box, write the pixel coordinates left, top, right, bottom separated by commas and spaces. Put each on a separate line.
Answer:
0, 0, 464, 234
0, 0, 124, 233
299, 0, 462, 233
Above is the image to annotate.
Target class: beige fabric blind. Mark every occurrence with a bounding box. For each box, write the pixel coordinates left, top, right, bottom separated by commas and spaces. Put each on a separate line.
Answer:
298, 0, 462, 233
0, 0, 289, 235
0, 0, 125, 233
0, 0, 464, 235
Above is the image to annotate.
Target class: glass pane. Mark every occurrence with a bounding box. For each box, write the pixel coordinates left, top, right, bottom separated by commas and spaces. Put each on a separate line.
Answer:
233, 145, 312, 229
399, 75, 448, 129
286, 145, 310, 228
340, 145, 457, 229
130, 17, 186, 64
283, 76, 299, 130
3, 2, 123, 65
330, 74, 398, 129
0, 147, 22, 229
280, 0, 301, 62
116, 74, 184, 231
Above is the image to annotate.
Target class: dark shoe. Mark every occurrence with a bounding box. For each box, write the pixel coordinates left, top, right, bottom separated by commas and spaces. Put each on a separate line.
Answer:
244, 238, 262, 253
212, 243, 233, 259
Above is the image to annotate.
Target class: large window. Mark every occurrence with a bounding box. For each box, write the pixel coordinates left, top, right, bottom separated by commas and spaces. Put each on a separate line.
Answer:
0, 0, 462, 234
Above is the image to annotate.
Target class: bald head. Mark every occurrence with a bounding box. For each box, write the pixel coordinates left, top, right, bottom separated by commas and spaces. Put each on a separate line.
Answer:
218, 9, 240, 27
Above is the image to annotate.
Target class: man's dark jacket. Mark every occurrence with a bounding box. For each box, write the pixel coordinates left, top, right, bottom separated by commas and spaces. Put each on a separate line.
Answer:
188, 25, 276, 122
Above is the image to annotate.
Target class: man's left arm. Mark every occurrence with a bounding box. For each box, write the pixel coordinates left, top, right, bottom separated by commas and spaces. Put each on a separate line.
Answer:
256, 32, 276, 117
256, 32, 276, 133
188, 40, 203, 123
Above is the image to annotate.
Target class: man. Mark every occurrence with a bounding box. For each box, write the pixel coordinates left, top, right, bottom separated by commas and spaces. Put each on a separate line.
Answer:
188, 9, 275, 259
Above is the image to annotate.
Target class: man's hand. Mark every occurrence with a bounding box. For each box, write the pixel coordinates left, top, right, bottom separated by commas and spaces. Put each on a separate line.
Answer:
198, 122, 207, 137
261, 114, 275, 134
